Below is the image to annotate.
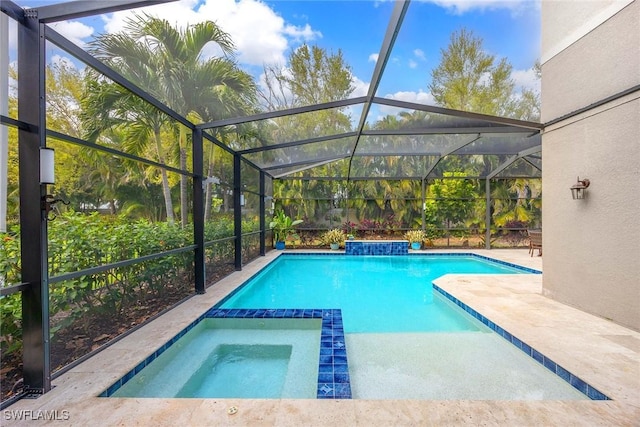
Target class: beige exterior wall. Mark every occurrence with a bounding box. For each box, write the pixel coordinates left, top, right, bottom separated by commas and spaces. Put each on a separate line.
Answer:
541, 1, 640, 331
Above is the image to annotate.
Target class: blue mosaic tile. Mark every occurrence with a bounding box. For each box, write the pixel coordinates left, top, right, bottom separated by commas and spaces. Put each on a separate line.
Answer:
511, 336, 522, 350
333, 364, 349, 374
334, 372, 350, 383
532, 349, 544, 364
319, 347, 332, 356
556, 364, 571, 382
333, 383, 352, 399
570, 375, 588, 395
318, 371, 333, 383
333, 354, 348, 364
344, 240, 409, 255
543, 356, 556, 372
317, 384, 335, 398
587, 385, 608, 400
319, 354, 333, 364
122, 371, 134, 384
333, 348, 347, 357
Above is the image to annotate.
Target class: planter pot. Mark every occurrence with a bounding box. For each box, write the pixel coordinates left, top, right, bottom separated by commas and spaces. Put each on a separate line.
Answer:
275, 241, 286, 250
411, 242, 421, 250
330, 243, 340, 250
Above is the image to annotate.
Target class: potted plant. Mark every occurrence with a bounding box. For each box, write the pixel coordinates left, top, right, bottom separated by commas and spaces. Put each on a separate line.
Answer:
322, 228, 345, 250
343, 220, 357, 240
269, 210, 303, 250
405, 229, 425, 250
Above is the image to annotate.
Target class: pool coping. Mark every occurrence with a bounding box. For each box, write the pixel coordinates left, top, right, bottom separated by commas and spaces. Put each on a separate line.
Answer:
99, 308, 351, 399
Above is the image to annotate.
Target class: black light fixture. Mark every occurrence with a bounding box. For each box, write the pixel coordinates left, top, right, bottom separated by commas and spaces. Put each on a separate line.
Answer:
570, 177, 590, 200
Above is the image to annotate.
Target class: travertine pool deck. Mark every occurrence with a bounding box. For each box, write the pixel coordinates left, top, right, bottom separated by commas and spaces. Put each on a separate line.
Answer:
4, 249, 639, 426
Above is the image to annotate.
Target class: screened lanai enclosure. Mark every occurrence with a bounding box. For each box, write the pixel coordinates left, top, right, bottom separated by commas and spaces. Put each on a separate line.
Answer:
0, 0, 542, 405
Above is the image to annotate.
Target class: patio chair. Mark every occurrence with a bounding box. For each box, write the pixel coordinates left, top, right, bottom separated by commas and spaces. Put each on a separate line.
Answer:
527, 229, 542, 256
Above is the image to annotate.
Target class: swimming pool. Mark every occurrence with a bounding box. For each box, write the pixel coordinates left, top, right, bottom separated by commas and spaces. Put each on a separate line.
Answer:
102, 253, 608, 400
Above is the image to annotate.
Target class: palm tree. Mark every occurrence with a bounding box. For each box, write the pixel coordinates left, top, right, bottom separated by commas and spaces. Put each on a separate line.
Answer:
127, 15, 257, 227
87, 14, 257, 226
81, 76, 177, 223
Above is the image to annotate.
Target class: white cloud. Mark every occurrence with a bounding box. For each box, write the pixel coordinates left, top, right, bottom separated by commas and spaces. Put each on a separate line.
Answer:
408, 59, 418, 69
283, 23, 320, 42
351, 74, 370, 97
368, 53, 379, 63
420, 0, 536, 15
512, 67, 540, 92
49, 20, 94, 48
102, 0, 321, 66
413, 49, 426, 60
378, 90, 435, 115
50, 54, 78, 70
387, 90, 434, 105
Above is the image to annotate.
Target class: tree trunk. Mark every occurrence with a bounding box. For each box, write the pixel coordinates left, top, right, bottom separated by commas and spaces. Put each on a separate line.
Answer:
179, 126, 188, 228
154, 129, 174, 224
204, 161, 215, 221
180, 147, 187, 228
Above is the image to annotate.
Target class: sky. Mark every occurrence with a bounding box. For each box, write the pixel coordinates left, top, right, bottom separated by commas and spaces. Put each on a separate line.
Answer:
7, 0, 541, 119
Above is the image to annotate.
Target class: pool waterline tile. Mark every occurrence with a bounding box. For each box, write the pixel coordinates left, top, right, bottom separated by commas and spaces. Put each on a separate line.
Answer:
99, 308, 351, 400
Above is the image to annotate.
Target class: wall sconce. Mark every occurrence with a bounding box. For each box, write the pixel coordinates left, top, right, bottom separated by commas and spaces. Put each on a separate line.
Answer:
40, 147, 55, 184
40, 147, 69, 220
570, 177, 590, 200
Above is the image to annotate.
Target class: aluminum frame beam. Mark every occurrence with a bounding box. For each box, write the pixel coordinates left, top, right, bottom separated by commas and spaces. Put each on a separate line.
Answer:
18, 15, 50, 395
361, 126, 533, 136
198, 97, 367, 129
347, 0, 410, 180
32, 1, 175, 23
1, 0, 25, 23
372, 97, 544, 131
487, 145, 542, 179
238, 132, 358, 155
263, 154, 351, 172
192, 128, 205, 294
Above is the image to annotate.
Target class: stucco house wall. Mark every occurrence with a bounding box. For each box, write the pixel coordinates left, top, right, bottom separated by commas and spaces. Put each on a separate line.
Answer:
540, 0, 640, 331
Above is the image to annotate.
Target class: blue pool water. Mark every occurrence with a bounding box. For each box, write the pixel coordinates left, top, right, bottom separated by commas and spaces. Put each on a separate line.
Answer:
104, 254, 603, 400
110, 317, 323, 398
221, 255, 525, 333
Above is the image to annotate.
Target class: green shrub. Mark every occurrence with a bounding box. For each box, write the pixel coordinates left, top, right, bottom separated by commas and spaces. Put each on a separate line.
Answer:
0, 211, 259, 361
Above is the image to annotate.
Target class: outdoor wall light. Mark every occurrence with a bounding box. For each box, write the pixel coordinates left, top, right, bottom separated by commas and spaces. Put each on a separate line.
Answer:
40, 147, 55, 185
570, 177, 590, 200
40, 147, 69, 220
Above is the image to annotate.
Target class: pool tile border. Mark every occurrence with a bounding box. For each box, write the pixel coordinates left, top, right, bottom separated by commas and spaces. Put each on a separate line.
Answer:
280, 251, 542, 274
433, 284, 610, 401
99, 308, 351, 399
